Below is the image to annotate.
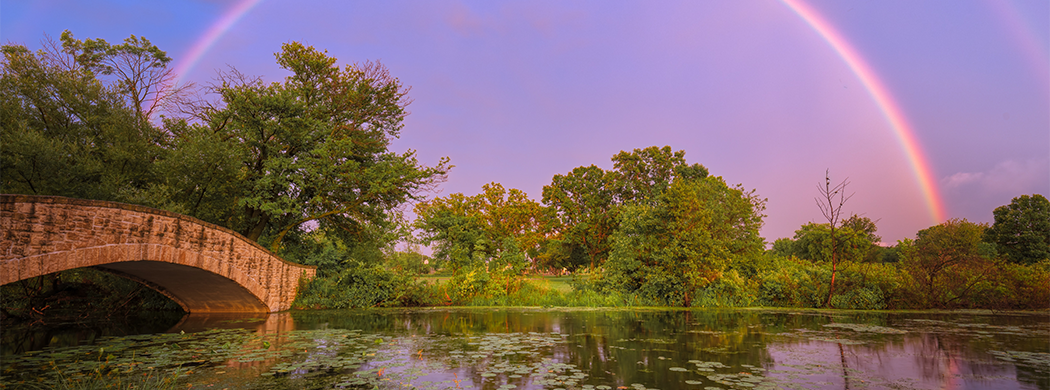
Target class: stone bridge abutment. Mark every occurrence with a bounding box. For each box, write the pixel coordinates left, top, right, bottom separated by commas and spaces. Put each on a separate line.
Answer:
0, 195, 315, 313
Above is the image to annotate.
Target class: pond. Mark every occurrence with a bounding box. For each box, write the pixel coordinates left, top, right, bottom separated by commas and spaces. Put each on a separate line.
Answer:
1, 308, 1048, 389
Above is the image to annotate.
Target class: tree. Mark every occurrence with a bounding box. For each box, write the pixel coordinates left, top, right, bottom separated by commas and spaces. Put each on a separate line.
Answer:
789, 216, 881, 264
415, 183, 543, 273
59, 30, 186, 121
901, 219, 997, 308
610, 145, 709, 205
770, 238, 797, 258
541, 165, 618, 270
815, 170, 852, 308
180, 42, 449, 249
1, 37, 164, 201
984, 194, 1050, 265
601, 176, 766, 307
541, 146, 709, 270
791, 222, 877, 264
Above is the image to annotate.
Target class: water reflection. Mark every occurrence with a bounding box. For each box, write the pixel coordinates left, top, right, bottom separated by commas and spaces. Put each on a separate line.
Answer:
2, 308, 1047, 390
0, 311, 183, 356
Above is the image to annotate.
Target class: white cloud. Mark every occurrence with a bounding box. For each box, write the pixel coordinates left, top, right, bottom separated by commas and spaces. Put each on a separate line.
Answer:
941, 158, 1049, 195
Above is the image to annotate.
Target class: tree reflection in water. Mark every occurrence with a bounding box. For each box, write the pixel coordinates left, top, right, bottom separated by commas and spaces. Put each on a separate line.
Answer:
1, 308, 1045, 389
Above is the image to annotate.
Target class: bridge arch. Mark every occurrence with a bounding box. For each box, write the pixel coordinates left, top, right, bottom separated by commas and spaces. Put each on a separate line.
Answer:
0, 195, 315, 313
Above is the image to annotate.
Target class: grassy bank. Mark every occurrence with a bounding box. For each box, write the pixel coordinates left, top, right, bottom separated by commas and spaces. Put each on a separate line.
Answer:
294, 258, 1050, 311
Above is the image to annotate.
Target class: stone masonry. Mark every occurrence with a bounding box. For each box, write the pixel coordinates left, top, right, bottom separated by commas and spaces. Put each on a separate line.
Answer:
0, 195, 316, 313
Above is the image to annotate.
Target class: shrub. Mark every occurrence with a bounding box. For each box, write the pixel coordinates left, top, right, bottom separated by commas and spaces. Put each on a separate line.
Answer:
294, 263, 421, 309
755, 256, 827, 308
692, 270, 759, 308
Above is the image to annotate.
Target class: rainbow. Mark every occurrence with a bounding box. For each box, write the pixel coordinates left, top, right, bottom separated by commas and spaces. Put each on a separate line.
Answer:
171, 0, 265, 88
781, 0, 947, 223
986, 0, 1049, 90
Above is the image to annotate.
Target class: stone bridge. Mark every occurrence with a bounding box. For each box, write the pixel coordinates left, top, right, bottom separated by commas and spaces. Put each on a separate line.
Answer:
0, 195, 315, 313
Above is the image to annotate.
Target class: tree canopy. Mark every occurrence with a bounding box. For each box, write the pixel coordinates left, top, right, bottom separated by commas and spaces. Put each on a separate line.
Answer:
901, 218, 997, 308
58, 30, 182, 121
984, 194, 1050, 265
541, 146, 712, 271
166, 42, 450, 250
1, 36, 163, 201
541, 165, 618, 270
414, 182, 542, 274
787, 215, 882, 263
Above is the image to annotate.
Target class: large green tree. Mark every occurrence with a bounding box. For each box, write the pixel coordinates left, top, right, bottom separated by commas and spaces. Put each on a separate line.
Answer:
1, 36, 164, 201
541, 146, 710, 270
984, 194, 1050, 265
541, 165, 618, 270
173, 42, 449, 249
610, 145, 709, 204
601, 175, 766, 307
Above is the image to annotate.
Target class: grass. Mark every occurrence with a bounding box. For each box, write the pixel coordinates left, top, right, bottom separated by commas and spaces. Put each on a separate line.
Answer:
416, 273, 638, 307
417, 275, 452, 285
527, 276, 574, 293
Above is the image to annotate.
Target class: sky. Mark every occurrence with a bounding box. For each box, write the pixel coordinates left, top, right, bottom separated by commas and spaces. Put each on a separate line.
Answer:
2, 0, 1047, 246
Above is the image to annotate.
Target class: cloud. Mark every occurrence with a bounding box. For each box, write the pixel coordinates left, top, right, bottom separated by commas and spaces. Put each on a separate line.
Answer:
941, 158, 1049, 195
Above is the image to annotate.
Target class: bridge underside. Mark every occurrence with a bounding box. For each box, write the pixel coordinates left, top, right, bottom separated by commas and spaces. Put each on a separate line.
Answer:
95, 261, 270, 313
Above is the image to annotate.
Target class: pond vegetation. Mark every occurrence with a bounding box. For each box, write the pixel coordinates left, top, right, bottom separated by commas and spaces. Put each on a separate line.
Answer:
2, 309, 1048, 389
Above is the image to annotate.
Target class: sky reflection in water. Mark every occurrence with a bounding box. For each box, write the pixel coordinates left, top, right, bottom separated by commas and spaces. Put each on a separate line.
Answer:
2, 308, 1047, 390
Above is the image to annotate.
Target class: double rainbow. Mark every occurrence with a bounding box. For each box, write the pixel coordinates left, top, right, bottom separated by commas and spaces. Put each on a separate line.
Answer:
172, 0, 950, 224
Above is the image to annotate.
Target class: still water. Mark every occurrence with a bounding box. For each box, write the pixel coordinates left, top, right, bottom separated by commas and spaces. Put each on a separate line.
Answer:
2, 308, 1048, 389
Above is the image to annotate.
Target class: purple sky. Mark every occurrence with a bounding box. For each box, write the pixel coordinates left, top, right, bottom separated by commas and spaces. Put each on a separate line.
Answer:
3, 0, 1047, 246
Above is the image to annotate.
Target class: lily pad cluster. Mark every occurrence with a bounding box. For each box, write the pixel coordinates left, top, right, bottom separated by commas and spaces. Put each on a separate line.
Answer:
263, 329, 382, 377
0, 328, 263, 386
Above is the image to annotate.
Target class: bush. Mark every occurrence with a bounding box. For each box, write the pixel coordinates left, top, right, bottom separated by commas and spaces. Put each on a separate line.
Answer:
755, 256, 827, 308
973, 260, 1050, 310
692, 270, 759, 308
294, 263, 428, 309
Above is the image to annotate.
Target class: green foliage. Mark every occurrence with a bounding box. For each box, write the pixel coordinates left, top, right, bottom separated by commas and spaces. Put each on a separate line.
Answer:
385, 250, 432, 275
461, 278, 634, 307
173, 42, 449, 248
789, 217, 881, 264
293, 263, 429, 309
541, 146, 712, 271
541, 165, 618, 270
985, 194, 1050, 265
600, 176, 766, 307
58, 30, 178, 120
899, 219, 997, 308
609, 145, 709, 205
770, 238, 796, 258
1, 38, 165, 200
753, 255, 828, 308
981, 260, 1050, 310
692, 270, 759, 308
415, 183, 543, 273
